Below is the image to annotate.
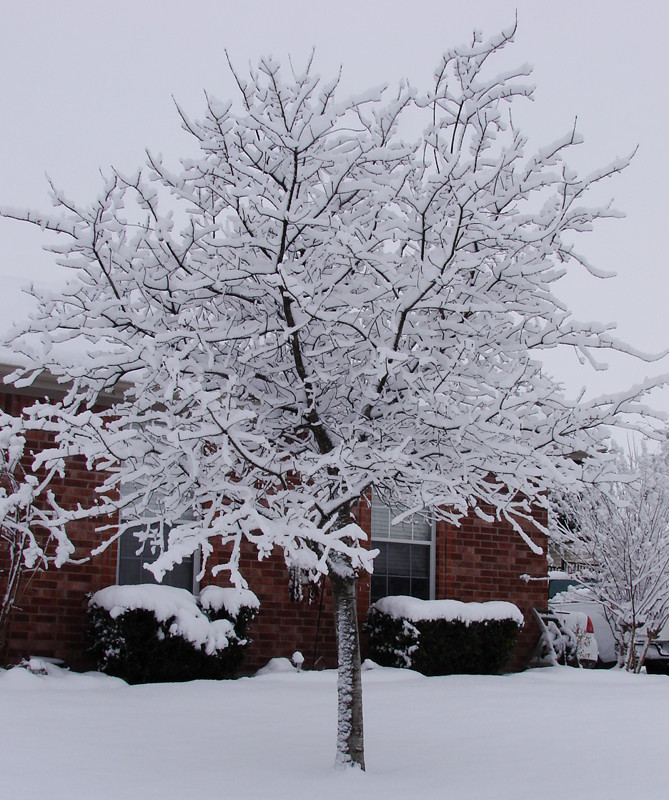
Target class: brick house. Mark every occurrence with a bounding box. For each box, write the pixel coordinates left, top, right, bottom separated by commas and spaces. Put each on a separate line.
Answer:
0, 374, 548, 673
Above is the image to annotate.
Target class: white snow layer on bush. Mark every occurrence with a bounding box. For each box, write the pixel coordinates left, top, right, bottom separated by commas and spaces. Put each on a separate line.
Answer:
372, 595, 524, 626
90, 584, 238, 655
198, 585, 259, 616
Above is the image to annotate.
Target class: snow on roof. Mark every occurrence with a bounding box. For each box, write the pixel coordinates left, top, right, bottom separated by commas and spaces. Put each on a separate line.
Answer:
0, 275, 42, 367
371, 595, 524, 626
0, 272, 129, 391
0, 268, 88, 373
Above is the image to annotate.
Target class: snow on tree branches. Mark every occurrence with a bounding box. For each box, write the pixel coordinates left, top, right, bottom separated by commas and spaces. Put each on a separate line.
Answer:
1, 25, 662, 765
0, 409, 72, 662
552, 445, 669, 672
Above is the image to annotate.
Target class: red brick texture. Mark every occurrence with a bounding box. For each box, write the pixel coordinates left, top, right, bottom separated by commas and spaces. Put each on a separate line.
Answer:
436, 510, 548, 669
0, 389, 118, 668
210, 541, 371, 673
201, 497, 372, 672
1, 388, 547, 672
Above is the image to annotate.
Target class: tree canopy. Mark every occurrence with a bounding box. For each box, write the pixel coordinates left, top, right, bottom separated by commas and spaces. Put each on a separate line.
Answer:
553, 445, 669, 672
2, 25, 660, 767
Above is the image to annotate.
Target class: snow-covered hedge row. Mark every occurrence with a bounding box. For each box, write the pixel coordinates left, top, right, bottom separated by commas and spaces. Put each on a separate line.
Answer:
88, 584, 259, 683
365, 596, 523, 675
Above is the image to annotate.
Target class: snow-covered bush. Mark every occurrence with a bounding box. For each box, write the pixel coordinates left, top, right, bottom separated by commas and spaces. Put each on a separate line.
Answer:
365, 597, 523, 675
531, 612, 580, 668
87, 585, 258, 683
3, 24, 660, 768
198, 585, 260, 635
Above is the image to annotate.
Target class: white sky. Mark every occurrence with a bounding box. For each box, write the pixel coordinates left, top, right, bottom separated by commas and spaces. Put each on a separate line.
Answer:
1, 0, 668, 420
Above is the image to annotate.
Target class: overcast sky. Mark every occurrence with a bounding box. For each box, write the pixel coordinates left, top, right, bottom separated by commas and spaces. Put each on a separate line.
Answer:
1, 0, 668, 423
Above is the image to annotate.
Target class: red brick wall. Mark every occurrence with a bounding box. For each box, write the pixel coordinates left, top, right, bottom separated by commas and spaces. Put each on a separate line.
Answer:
0, 390, 118, 668
204, 498, 372, 672
209, 542, 370, 672
436, 509, 548, 668
209, 493, 547, 671
1, 385, 547, 672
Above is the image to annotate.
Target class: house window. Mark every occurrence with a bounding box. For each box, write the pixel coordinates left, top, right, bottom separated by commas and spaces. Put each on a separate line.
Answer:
370, 494, 434, 603
117, 523, 197, 593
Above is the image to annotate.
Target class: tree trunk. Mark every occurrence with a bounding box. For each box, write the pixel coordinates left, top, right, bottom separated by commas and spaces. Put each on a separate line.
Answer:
0, 531, 26, 666
329, 563, 365, 770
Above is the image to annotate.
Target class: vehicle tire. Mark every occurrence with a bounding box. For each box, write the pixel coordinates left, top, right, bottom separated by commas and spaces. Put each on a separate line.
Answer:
644, 660, 669, 675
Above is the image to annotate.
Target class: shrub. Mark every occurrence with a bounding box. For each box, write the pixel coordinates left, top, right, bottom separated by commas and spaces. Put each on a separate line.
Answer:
87, 584, 259, 683
365, 596, 523, 675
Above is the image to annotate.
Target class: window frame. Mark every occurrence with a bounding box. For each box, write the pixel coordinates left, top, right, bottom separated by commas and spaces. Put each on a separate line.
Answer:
116, 519, 201, 595
369, 493, 435, 602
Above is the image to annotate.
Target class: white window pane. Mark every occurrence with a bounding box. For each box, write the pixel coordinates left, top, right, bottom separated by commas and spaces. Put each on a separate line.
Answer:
371, 492, 432, 541
371, 499, 390, 538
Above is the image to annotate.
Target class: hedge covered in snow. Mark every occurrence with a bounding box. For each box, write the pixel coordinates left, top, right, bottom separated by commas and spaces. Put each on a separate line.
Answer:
88, 584, 259, 683
365, 596, 523, 675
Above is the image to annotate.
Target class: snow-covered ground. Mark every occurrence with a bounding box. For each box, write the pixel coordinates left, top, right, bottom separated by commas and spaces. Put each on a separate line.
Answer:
1, 660, 666, 800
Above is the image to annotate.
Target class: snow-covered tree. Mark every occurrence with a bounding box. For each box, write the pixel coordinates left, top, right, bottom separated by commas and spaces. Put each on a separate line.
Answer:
0, 410, 72, 663
1, 27, 660, 766
552, 446, 669, 672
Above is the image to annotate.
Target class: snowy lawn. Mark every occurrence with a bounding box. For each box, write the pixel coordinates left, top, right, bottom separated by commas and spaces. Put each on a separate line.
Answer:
2, 661, 667, 800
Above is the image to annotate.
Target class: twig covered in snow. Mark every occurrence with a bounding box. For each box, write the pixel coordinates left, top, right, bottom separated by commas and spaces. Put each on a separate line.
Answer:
2, 25, 663, 765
